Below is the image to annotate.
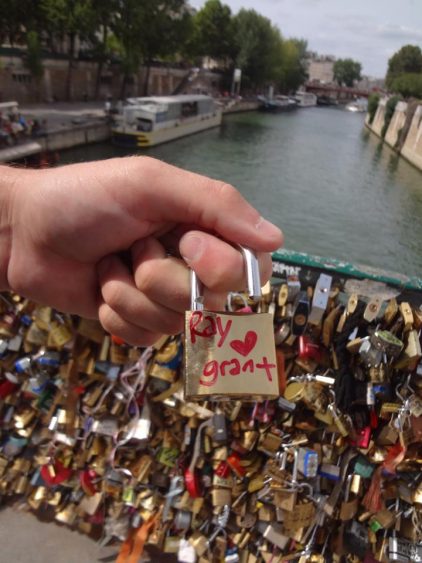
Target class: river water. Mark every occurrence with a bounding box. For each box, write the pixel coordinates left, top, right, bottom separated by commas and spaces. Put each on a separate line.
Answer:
60, 107, 422, 278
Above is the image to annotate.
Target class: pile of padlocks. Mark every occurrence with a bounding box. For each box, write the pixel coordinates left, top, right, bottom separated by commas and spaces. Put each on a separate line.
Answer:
0, 262, 422, 563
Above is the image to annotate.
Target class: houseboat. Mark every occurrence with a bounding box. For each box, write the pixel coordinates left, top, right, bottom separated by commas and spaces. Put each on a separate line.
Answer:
111, 94, 222, 148
294, 91, 318, 107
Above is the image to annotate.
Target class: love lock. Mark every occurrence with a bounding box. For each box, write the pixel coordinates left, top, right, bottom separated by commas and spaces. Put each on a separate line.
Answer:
184, 246, 278, 400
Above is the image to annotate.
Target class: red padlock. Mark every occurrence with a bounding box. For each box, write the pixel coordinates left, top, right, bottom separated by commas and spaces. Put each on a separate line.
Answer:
227, 452, 246, 478
41, 460, 72, 487
298, 335, 323, 363
184, 467, 201, 498
350, 426, 371, 449
215, 461, 230, 479
80, 469, 98, 496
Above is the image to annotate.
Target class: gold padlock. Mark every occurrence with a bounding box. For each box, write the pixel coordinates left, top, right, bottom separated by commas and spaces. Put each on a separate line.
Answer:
184, 247, 278, 400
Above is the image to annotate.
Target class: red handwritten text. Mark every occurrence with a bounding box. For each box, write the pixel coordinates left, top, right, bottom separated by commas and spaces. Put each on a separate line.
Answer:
189, 311, 232, 348
199, 356, 276, 387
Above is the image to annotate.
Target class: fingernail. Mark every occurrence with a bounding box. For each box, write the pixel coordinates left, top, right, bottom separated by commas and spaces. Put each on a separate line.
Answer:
97, 256, 113, 278
255, 217, 282, 240
181, 235, 203, 263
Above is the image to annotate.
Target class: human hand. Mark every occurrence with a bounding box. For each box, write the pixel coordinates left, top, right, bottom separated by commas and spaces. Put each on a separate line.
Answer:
2, 157, 283, 345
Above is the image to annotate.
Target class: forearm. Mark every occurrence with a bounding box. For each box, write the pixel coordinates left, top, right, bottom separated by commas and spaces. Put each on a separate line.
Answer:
0, 165, 19, 291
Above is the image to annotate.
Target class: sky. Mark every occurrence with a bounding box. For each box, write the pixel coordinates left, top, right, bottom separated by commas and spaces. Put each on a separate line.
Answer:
189, 0, 422, 78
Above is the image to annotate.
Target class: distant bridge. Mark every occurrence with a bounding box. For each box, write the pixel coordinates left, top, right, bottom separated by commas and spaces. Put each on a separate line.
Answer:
305, 82, 384, 101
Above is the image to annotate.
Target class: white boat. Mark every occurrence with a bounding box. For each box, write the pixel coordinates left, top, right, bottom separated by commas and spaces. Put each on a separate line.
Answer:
111, 94, 222, 148
345, 99, 368, 113
294, 91, 317, 107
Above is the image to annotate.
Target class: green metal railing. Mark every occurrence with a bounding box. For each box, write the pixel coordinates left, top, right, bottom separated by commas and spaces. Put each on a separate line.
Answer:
272, 249, 422, 292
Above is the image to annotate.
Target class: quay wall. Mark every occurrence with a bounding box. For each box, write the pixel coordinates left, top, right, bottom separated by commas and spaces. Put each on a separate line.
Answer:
384, 101, 407, 149
370, 98, 387, 137
39, 122, 110, 152
366, 98, 422, 173
401, 105, 422, 171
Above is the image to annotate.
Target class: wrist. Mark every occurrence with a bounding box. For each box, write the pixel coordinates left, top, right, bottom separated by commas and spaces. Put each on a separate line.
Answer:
0, 165, 20, 291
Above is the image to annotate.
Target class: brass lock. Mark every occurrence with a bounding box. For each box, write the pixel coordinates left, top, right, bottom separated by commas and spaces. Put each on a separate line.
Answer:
184, 247, 278, 400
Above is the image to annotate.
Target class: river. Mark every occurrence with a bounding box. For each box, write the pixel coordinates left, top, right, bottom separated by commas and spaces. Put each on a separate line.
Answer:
60, 107, 422, 278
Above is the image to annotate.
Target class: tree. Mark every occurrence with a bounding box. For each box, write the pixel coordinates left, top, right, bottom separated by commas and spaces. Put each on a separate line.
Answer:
333, 58, 362, 87
91, 0, 117, 100
232, 9, 283, 90
192, 0, 233, 63
113, 0, 193, 97
390, 73, 422, 99
23, 31, 44, 100
385, 45, 422, 98
41, 0, 96, 101
278, 38, 308, 93
367, 92, 380, 124
386, 45, 422, 90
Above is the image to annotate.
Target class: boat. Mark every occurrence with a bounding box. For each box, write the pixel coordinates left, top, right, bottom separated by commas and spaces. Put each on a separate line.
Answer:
316, 95, 338, 107
294, 91, 318, 107
258, 95, 298, 113
111, 94, 222, 148
345, 99, 368, 113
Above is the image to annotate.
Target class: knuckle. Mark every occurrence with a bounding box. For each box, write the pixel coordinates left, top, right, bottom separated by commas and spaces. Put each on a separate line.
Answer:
135, 261, 156, 294
102, 281, 125, 309
98, 304, 116, 333
213, 181, 240, 204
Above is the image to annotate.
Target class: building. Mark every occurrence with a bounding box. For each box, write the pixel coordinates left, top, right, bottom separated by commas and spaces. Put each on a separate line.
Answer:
307, 53, 336, 84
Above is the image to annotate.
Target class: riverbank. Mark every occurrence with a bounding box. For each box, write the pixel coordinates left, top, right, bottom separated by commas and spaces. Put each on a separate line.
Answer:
0, 99, 260, 163
365, 98, 422, 172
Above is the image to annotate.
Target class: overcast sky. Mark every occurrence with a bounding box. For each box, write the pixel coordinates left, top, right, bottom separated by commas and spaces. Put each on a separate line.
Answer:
189, 0, 422, 77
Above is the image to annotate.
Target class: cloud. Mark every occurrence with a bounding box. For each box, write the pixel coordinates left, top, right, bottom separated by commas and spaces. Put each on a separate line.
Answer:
376, 23, 422, 42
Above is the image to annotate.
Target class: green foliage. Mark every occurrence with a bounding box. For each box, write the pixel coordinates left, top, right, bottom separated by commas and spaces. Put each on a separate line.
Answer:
40, 0, 95, 41
381, 95, 401, 138
333, 58, 362, 87
278, 38, 308, 93
24, 31, 43, 79
390, 73, 422, 99
0, 0, 311, 96
192, 0, 233, 61
386, 45, 422, 90
367, 92, 380, 124
231, 9, 283, 89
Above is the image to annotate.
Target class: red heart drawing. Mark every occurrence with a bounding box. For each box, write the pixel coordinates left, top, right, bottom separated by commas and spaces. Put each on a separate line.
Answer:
230, 331, 258, 357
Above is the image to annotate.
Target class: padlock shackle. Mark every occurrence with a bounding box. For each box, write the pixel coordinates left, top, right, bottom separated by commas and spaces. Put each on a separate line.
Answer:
190, 246, 262, 311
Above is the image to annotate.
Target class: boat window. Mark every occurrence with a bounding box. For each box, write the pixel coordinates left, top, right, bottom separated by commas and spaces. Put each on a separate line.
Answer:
181, 102, 198, 118
136, 118, 153, 132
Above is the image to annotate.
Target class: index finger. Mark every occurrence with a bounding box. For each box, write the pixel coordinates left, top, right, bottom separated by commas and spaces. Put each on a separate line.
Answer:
110, 157, 283, 252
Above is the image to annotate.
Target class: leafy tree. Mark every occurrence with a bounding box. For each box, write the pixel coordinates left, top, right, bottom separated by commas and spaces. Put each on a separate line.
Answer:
113, 0, 193, 97
23, 31, 44, 101
278, 38, 308, 93
232, 9, 283, 90
333, 58, 362, 87
386, 45, 422, 90
367, 92, 380, 124
390, 73, 422, 99
192, 0, 233, 62
90, 0, 117, 99
41, 0, 96, 101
